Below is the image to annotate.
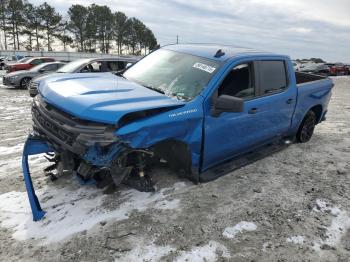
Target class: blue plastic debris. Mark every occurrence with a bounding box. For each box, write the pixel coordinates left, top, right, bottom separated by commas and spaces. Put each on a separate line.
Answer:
22, 135, 53, 221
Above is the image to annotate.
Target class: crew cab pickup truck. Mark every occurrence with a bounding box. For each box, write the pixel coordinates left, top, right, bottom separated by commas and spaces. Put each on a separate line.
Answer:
22, 44, 333, 221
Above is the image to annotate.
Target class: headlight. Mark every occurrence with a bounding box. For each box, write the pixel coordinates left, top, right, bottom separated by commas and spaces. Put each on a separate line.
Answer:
11, 75, 19, 79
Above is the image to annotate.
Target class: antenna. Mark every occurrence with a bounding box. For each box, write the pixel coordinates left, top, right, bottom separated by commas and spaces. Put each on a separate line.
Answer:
176, 35, 179, 44
214, 49, 225, 58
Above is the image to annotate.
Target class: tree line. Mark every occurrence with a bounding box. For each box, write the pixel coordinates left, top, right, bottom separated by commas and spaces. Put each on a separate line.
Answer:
0, 0, 158, 55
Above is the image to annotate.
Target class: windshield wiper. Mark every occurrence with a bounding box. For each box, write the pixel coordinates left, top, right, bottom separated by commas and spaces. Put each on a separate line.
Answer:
142, 84, 165, 94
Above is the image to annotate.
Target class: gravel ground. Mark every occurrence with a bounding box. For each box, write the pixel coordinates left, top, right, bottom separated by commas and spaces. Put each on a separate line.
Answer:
0, 75, 349, 262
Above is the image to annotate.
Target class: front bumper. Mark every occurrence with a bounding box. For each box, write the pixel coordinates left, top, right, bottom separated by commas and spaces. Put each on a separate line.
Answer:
2, 76, 20, 87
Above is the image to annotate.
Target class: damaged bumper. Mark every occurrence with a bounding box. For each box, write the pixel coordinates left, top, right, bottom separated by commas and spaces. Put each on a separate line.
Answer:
32, 95, 122, 159
23, 97, 154, 220
22, 135, 53, 221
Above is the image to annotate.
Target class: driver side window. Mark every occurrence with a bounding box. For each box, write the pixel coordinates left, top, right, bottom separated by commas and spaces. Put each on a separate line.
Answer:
218, 63, 255, 99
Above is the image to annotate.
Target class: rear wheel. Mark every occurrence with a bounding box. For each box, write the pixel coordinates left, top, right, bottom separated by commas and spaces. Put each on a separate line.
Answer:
296, 110, 316, 143
20, 77, 31, 89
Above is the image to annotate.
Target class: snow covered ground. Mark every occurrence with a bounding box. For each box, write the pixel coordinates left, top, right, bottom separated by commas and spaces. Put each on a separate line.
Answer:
0, 75, 349, 261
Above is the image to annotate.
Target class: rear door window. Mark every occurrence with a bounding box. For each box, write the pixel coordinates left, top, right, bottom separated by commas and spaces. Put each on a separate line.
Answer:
105, 61, 128, 71
258, 61, 288, 95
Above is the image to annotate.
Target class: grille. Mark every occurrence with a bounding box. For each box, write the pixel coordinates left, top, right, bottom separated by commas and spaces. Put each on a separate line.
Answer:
32, 103, 77, 146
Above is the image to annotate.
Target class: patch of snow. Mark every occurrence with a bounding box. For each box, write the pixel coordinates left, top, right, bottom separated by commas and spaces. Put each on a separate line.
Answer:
0, 181, 187, 245
262, 242, 270, 252
286, 235, 304, 245
154, 199, 180, 210
313, 199, 350, 251
222, 221, 257, 239
175, 240, 230, 261
0, 143, 24, 156
115, 241, 174, 262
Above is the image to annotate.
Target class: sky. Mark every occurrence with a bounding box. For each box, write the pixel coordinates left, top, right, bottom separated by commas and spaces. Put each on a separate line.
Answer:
32, 0, 350, 62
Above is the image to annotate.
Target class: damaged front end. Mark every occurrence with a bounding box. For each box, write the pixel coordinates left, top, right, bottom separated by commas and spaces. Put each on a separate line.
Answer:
23, 96, 155, 220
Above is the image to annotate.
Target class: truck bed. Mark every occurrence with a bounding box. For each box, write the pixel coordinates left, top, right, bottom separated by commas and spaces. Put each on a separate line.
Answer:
295, 72, 327, 85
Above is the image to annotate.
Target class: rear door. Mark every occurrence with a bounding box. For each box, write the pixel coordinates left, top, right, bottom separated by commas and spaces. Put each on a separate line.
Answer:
202, 58, 296, 170
254, 60, 297, 138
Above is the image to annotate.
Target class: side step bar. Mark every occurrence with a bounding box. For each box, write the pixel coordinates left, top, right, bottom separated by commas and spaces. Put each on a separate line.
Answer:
200, 139, 291, 182
22, 135, 54, 221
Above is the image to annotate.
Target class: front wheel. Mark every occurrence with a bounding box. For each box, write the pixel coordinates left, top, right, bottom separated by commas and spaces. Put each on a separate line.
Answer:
20, 77, 31, 89
296, 111, 316, 143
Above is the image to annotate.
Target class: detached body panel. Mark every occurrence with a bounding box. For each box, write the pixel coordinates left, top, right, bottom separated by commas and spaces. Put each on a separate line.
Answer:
22, 136, 53, 221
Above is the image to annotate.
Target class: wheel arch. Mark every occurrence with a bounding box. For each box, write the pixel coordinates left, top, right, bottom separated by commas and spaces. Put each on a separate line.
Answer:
20, 76, 32, 87
309, 104, 323, 123
151, 139, 199, 183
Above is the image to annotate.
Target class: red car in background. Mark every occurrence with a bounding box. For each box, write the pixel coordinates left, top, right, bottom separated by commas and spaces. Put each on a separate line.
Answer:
345, 64, 350, 75
325, 63, 349, 76
5, 57, 55, 73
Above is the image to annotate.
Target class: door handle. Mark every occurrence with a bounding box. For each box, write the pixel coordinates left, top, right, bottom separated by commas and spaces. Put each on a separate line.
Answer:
286, 98, 294, 104
248, 108, 258, 114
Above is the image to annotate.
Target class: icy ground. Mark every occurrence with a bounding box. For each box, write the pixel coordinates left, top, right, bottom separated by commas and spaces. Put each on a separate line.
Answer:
0, 76, 349, 261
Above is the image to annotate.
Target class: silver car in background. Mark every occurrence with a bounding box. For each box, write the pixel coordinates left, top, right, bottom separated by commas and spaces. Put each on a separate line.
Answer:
3, 61, 66, 89
28, 57, 139, 97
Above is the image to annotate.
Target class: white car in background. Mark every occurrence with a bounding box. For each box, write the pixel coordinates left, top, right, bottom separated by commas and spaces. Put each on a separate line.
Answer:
28, 57, 139, 97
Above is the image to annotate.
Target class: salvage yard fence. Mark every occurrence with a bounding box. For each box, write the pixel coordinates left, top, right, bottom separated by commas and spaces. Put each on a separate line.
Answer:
0, 50, 140, 62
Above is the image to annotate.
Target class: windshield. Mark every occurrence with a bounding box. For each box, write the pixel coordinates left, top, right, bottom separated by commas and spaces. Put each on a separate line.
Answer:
17, 57, 31, 63
123, 49, 220, 101
56, 59, 89, 73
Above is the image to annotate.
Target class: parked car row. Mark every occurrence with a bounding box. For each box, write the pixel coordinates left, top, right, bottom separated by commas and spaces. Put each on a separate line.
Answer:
3, 61, 66, 89
294, 61, 350, 76
0, 55, 26, 70
1, 56, 139, 92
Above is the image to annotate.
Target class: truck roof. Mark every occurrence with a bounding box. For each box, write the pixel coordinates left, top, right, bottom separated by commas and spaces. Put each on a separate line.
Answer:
163, 43, 287, 62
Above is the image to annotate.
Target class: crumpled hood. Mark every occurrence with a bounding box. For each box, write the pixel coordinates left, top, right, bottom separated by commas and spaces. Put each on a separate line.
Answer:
38, 73, 185, 124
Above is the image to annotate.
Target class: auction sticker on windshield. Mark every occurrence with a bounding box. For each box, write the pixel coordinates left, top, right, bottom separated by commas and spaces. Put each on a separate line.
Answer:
193, 62, 216, 73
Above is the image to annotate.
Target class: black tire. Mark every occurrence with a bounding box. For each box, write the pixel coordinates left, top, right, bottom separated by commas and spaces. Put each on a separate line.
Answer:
296, 110, 316, 143
20, 77, 31, 89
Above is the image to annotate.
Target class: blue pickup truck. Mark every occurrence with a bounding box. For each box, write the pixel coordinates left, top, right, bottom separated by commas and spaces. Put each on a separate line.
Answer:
23, 44, 333, 220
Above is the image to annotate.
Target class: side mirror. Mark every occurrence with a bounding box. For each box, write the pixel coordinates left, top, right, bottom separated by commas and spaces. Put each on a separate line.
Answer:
38, 69, 45, 73
126, 62, 133, 68
212, 95, 244, 116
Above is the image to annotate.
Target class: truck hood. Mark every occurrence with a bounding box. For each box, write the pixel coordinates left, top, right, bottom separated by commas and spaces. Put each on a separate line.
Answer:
39, 73, 185, 124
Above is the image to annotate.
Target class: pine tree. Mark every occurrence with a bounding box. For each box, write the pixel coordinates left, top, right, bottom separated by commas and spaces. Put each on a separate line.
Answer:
38, 2, 62, 51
